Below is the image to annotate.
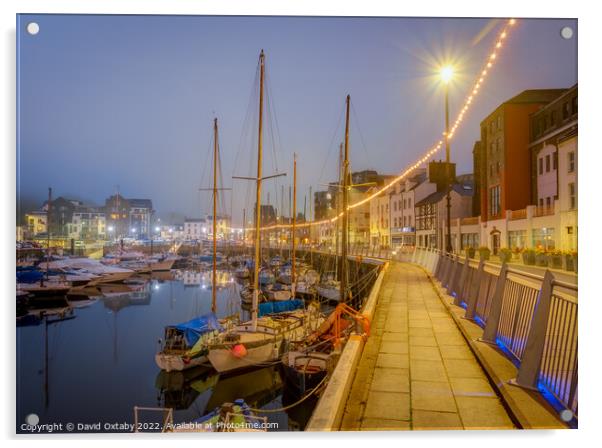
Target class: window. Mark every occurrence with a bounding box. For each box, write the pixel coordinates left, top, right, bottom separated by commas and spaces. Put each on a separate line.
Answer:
569, 183, 576, 209
539, 157, 543, 175
496, 137, 501, 152
563, 102, 570, 119
489, 186, 501, 217
496, 162, 500, 174
568, 151, 575, 173
393, 201, 397, 212
539, 198, 544, 207
546, 197, 551, 207
551, 110, 556, 126
490, 142, 495, 155
545, 154, 550, 172
553, 151, 558, 170
497, 115, 502, 129
408, 198, 412, 208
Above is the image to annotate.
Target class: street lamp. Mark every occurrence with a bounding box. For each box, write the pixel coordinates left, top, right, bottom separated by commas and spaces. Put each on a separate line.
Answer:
440, 65, 454, 254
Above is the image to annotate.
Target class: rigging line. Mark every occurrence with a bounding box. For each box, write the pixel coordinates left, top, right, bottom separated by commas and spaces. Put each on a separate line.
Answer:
232, 59, 261, 179
316, 101, 345, 186
350, 99, 372, 167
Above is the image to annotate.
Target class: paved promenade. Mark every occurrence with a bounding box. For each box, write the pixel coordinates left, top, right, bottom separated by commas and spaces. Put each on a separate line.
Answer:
340, 262, 515, 430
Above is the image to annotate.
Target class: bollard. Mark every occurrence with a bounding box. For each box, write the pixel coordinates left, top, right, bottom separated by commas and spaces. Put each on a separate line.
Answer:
511, 270, 555, 390
480, 263, 508, 342
464, 259, 485, 319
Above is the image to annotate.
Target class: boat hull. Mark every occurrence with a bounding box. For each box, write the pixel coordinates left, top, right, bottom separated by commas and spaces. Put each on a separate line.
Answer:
207, 338, 283, 373
155, 352, 208, 373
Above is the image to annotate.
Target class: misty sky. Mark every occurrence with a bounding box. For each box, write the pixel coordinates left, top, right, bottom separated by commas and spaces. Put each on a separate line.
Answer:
16, 15, 577, 226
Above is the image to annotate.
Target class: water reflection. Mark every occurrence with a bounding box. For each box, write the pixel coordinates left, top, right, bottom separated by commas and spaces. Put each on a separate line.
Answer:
17, 269, 316, 432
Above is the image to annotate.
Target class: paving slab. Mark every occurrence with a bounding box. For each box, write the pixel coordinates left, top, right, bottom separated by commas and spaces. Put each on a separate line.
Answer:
340, 262, 516, 431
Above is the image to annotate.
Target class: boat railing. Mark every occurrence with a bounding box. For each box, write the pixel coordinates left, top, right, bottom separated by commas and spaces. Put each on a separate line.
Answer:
132, 406, 174, 433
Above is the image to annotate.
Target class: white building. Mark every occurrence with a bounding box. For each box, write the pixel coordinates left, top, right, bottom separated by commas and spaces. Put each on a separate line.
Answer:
184, 218, 207, 240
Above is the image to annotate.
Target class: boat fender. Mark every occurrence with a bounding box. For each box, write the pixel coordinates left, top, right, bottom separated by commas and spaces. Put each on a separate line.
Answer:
231, 344, 247, 358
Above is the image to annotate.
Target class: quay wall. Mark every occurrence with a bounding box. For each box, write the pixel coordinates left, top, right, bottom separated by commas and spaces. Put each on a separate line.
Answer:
306, 260, 389, 431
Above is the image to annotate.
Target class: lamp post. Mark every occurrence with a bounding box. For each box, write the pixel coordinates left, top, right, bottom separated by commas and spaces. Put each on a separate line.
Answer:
441, 66, 454, 254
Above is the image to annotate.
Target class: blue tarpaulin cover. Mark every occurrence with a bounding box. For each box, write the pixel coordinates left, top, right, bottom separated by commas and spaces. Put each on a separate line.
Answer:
168, 313, 223, 347
258, 299, 303, 317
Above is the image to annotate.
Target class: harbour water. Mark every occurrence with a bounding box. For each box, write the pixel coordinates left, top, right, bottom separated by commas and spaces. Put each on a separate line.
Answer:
16, 270, 317, 433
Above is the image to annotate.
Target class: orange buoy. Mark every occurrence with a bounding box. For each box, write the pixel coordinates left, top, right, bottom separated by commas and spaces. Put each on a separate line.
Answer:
231, 344, 247, 358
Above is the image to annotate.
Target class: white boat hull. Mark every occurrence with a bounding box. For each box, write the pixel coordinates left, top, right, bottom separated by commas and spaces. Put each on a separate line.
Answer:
207, 339, 282, 373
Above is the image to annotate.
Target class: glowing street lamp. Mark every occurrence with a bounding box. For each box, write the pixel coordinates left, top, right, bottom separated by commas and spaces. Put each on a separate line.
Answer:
440, 66, 454, 84
439, 65, 455, 253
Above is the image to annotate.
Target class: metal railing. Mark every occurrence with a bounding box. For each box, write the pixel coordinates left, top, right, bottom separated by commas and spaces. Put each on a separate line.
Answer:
408, 247, 578, 419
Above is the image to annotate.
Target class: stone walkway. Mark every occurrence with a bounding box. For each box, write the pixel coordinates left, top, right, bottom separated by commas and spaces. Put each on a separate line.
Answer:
340, 262, 515, 431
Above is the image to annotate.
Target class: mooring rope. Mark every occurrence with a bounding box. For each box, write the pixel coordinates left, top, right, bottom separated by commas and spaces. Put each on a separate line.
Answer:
249, 374, 328, 413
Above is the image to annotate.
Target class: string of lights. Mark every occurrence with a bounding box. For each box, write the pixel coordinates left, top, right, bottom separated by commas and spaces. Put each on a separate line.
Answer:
241, 18, 517, 233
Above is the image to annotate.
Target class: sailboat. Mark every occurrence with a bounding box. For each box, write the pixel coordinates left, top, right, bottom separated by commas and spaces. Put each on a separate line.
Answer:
155, 118, 230, 372
206, 51, 323, 374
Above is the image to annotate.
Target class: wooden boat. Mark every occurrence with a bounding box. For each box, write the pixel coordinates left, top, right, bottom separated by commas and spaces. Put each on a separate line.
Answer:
281, 350, 331, 395
155, 313, 224, 372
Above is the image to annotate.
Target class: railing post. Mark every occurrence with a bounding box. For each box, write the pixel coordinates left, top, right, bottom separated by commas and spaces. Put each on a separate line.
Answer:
442, 253, 454, 286
411, 247, 417, 263
464, 259, 484, 319
453, 254, 470, 306
511, 270, 555, 390
451, 254, 466, 306
442, 254, 452, 286
480, 263, 508, 342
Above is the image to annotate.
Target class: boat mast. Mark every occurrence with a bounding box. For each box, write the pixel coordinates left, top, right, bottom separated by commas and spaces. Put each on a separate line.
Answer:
335, 143, 342, 278
291, 153, 297, 297
340, 95, 350, 303
252, 50, 265, 330
212, 118, 219, 313
46, 187, 52, 279
242, 208, 246, 249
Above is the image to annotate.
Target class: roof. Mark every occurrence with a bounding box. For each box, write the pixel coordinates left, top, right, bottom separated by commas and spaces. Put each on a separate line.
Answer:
415, 182, 474, 207
128, 198, 153, 209
185, 218, 206, 223
505, 89, 567, 105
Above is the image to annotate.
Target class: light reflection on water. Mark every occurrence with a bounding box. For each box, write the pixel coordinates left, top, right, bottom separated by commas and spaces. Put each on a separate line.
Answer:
16, 270, 312, 433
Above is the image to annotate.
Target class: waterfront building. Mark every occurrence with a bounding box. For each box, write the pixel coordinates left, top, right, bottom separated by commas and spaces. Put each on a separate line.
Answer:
128, 199, 154, 239
389, 168, 427, 249
477, 89, 567, 224
369, 188, 390, 248
530, 84, 578, 251
24, 210, 47, 237
67, 207, 107, 240
184, 218, 207, 240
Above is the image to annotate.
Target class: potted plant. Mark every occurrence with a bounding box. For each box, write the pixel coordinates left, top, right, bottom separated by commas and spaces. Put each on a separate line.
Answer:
522, 248, 536, 265
562, 251, 574, 271
499, 248, 512, 263
572, 251, 578, 273
478, 246, 490, 261
467, 246, 476, 259
535, 249, 549, 267
512, 246, 521, 260
549, 250, 563, 269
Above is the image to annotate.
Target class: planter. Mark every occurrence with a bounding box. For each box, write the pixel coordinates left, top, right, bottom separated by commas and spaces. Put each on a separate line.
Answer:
562, 254, 574, 271
535, 253, 549, 267
478, 248, 490, 261
499, 250, 512, 263
467, 247, 475, 259
549, 254, 563, 269
522, 251, 536, 266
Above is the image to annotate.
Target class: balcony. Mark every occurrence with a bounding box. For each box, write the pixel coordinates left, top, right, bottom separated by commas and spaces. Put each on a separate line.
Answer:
509, 208, 527, 221
534, 204, 555, 217
460, 216, 479, 226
